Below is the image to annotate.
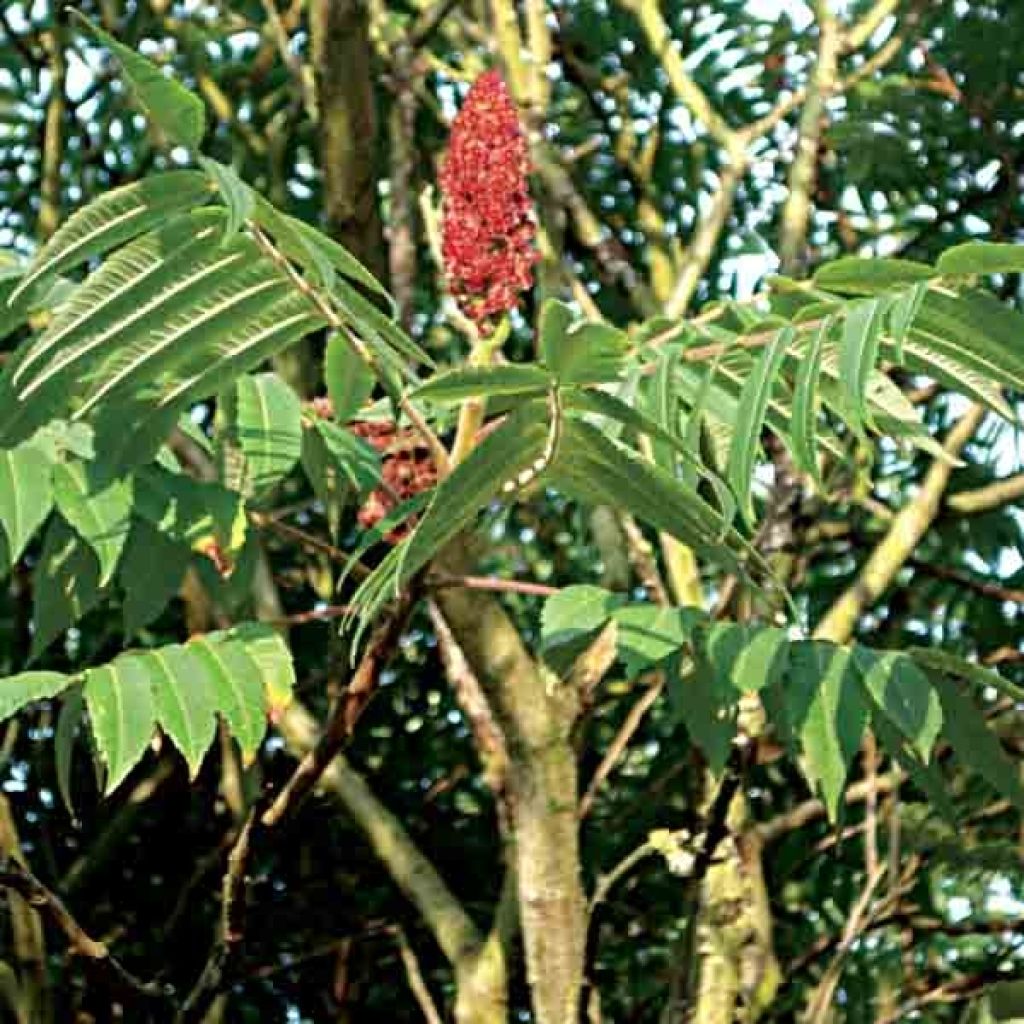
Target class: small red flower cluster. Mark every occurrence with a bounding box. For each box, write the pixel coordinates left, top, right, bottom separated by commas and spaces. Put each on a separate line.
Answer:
440, 70, 538, 331
351, 421, 438, 543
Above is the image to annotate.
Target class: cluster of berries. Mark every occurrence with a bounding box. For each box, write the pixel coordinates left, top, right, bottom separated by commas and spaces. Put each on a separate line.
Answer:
439, 70, 538, 332
350, 420, 438, 543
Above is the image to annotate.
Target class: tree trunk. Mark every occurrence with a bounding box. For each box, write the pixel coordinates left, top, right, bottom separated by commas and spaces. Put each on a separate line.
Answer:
436, 545, 586, 1024
309, 0, 387, 279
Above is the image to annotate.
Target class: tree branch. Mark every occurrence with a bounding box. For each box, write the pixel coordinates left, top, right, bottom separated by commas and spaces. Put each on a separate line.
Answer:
0, 857, 170, 1006
946, 471, 1024, 515
778, 7, 841, 273
579, 672, 664, 820
261, 588, 417, 827
813, 404, 986, 644
615, 0, 740, 158
843, 0, 901, 52
434, 542, 586, 1024
393, 926, 445, 1024
802, 867, 887, 1024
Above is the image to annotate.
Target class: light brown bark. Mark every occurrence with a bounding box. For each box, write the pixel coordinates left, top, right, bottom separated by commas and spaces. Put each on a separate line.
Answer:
436, 543, 586, 1024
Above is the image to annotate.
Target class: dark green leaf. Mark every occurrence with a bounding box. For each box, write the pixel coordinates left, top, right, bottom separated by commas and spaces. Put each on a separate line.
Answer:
118, 520, 187, 634
55, 686, 85, 819
694, 622, 790, 695
135, 465, 246, 557
680, 657, 737, 773
550, 418, 761, 576
541, 585, 621, 674
228, 373, 303, 499
565, 389, 737, 523
189, 634, 267, 763
73, 14, 206, 151
790, 317, 832, 483
931, 674, 1024, 812
870, 709, 956, 824
0, 435, 55, 568
545, 322, 630, 385
397, 405, 550, 584
412, 364, 552, 404
813, 257, 935, 294
9, 171, 213, 304
312, 418, 382, 493
218, 622, 295, 714
32, 517, 104, 656
145, 645, 218, 779
325, 332, 375, 422
199, 157, 255, 244
838, 297, 887, 431
613, 604, 704, 678
887, 282, 928, 362
537, 298, 574, 365
908, 647, 1024, 703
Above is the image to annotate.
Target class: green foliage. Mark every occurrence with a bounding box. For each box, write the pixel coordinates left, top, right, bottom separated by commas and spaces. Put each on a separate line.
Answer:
52, 461, 134, 586
412, 363, 552, 403
930, 675, 1024, 813
310, 415, 382, 493
539, 299, 630, 384
537, 586, 1024, 824
0, 433, 55, 568
1, 12, 1024, 1018
0, 671, 70, 719
550, 417, 759, 575
1, 80, 1023, 838
541, 584, 624, 674
726, 325, 792, 521
8, 171, 213, 305
351, 405, 551, 624
0, 624, 292, 793
32, 516, 104, 657
199, 157, 255, 244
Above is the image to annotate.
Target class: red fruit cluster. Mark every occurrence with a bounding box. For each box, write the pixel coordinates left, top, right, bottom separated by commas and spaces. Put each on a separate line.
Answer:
440, 70, 538, 332
351, 421, 438, 543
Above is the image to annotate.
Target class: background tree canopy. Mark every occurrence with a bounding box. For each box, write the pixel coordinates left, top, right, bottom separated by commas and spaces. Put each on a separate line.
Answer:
1, 2, 1024, 1023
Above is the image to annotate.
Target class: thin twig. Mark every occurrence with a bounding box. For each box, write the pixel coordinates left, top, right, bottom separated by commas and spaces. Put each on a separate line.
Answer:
803, 867, 887, 1024
843, 0, 901, 52
176, 810, 258, 1023
579, 673, 664, 820
908, 557, 1024, 605
946, 471, 1024, 516
427, 573, 559, 598
249, 510, 369, 579
392, 926, 445, 1024
260, 0, 316, 121
267, 604, 353, 627
408, 0, 464, 48
863, 730, 880, 878
428, 601, 509, 810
